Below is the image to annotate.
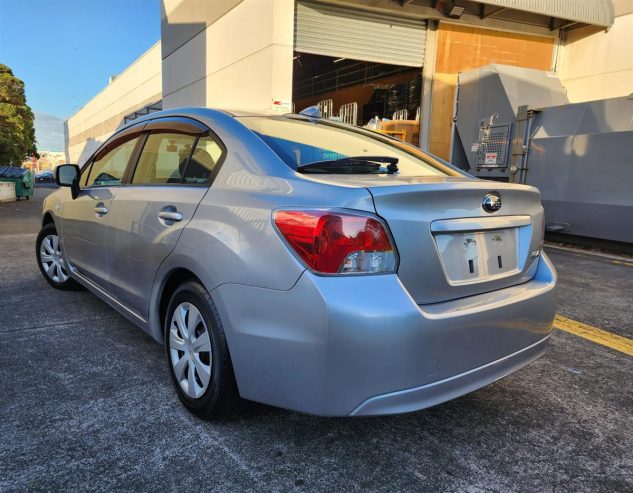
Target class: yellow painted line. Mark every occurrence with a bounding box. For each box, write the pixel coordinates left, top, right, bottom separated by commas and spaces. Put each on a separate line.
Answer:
554, 315, 633, 357
611, 260, 633, 267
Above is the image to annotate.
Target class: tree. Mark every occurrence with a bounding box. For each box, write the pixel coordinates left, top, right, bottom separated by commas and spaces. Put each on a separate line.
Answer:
0, 64, 38, 166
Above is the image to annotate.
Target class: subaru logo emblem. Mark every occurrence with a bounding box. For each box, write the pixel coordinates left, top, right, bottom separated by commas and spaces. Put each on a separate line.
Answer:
482, 192, 502, 213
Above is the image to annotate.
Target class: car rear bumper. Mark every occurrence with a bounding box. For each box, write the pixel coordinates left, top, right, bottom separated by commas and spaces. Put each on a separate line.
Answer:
350, 332, 549, 416
213, 252, 557, 416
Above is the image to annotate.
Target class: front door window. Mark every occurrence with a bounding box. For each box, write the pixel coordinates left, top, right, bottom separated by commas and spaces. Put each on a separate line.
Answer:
86, 135, 141, 187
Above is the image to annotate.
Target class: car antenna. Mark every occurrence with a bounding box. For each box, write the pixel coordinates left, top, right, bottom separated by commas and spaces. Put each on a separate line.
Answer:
299, 106, 321, 119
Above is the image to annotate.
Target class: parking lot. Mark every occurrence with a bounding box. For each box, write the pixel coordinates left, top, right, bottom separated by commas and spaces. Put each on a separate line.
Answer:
1, 187, 631, 492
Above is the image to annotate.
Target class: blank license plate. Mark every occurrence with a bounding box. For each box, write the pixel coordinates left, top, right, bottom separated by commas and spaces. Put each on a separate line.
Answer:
434, 228, 519, 284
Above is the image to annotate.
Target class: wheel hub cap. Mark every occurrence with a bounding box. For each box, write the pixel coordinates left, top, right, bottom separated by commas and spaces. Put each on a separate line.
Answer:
168, 302, 212, 399
39, 234, 69, 283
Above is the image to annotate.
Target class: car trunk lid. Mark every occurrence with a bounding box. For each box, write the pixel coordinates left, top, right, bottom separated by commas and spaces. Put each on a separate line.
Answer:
305, 174, 544, 304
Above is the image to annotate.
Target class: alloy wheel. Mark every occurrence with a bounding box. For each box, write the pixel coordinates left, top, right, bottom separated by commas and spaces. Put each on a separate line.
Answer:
169, 302, 213, 399
39, 234, 69, 283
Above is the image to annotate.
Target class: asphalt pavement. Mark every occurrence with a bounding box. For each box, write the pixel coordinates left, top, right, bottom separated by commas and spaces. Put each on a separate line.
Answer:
0, 187, 631, 492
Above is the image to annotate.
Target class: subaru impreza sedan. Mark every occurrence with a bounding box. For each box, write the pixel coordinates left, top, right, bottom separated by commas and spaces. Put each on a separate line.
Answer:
38, 108, 557, 418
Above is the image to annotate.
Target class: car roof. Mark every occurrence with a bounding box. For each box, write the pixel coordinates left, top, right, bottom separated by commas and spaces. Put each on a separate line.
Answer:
116, 107, 290, 131
221, 108, 284, 117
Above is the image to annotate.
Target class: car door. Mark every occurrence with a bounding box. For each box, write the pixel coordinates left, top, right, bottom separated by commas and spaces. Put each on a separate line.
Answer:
104, 117, 225, 317
61, 131, 145, 287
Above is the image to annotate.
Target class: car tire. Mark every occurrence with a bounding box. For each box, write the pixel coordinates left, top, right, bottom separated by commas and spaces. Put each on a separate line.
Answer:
36, 222, 81, 291
164, 280, 243, 419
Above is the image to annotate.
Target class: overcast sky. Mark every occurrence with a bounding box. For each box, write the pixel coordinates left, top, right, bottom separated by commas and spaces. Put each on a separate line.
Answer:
33, 113, 65, 151
0, 0, 159, 151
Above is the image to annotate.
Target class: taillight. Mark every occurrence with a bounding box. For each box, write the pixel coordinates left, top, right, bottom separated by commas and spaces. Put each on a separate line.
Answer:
273, 210, 397, 275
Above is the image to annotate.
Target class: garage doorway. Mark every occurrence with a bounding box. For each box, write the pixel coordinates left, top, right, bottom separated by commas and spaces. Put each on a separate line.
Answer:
292, 54, 422, 145
293, 1, 427, 146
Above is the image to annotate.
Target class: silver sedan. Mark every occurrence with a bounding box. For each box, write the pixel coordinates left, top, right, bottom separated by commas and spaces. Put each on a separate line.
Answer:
37, 108, 557, 418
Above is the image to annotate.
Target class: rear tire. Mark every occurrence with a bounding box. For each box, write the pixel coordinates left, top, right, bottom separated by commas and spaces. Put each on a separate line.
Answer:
36, 222, 81, 291
164, 280, 243, 419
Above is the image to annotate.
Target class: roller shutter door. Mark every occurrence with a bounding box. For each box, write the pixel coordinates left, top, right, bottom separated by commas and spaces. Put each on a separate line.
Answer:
295, 1, 427, 67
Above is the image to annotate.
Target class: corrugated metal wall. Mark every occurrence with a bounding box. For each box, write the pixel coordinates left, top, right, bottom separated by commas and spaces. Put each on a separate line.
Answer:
295, 1, 427, 67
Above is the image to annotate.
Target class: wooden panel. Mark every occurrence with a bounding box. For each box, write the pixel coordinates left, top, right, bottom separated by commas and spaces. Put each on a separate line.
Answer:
429, 24, 555, 159
428, 73, 457, 160
435, 23, 554, 74
379, 120, 420, 145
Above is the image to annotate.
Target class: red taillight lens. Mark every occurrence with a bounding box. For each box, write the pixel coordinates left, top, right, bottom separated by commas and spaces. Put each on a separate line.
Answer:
273, 210, 397, 274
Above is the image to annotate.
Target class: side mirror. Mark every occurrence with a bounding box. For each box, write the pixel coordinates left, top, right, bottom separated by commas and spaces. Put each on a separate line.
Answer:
56, 164, 80, 199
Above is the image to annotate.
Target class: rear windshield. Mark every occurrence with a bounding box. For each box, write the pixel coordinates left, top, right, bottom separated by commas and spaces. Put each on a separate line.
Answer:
237, 116, 457, 177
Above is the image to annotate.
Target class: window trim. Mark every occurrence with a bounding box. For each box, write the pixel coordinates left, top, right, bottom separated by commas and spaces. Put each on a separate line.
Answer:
144, 116, 208, 135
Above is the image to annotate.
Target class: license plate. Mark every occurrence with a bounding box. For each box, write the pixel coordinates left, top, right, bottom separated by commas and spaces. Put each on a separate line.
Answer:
434, 228, 519, 284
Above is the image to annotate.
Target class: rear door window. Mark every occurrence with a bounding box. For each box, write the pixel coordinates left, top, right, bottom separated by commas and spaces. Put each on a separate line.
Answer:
183, 135, 224, 184
132, 132, 197, 185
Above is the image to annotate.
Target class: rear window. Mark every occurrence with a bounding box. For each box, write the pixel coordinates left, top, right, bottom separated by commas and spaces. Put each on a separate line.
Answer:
237, 116, 454, 177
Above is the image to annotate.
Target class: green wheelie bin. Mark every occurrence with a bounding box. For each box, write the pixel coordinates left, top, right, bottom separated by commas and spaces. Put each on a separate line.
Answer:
0, 166, 34, 200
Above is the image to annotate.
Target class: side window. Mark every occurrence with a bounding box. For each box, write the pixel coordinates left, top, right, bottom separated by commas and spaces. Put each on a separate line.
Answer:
79, 162, 92, 187
86, 135, 141, 187
183, 134, 224, 184
132, 132, 196, 185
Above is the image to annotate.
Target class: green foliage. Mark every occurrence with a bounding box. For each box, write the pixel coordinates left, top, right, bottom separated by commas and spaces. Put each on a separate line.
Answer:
0, 64, 38, 166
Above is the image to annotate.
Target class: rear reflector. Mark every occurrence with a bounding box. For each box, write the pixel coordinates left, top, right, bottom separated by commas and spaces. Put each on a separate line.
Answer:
273, 210, 397, 275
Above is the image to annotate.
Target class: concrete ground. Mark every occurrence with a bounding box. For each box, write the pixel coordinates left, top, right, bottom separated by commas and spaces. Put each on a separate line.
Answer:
1, 187, 631, 492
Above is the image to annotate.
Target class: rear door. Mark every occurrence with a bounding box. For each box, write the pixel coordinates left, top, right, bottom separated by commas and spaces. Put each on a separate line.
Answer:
61, 131, 144, 287
104, 117, 225, 317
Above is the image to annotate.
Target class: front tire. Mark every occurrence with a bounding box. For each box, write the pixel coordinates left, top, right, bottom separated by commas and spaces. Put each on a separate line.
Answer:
36, 222, 81, 291
165, 280, 242, 419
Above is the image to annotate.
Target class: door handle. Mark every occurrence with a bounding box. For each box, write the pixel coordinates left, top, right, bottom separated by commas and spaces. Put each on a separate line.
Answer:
94, 206, 108, 216
158, 211, 183, 222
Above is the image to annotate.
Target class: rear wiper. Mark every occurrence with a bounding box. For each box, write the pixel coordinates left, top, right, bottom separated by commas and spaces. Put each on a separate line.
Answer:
297, 156, 399, 174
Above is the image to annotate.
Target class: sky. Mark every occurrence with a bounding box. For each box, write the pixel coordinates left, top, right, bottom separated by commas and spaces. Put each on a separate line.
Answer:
0, 0, 160, 151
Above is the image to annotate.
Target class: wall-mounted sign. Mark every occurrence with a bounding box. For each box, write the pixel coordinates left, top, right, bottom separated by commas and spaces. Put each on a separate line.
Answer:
272, 100, 292, 113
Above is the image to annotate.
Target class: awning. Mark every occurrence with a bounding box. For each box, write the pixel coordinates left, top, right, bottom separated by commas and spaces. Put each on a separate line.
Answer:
475, 0, 614, 28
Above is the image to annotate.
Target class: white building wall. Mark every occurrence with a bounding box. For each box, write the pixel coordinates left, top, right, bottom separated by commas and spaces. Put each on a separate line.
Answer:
161, 0, 294, 112
65, 0, 632, 165
558, 6, 633, 102
66, 42, 162, 164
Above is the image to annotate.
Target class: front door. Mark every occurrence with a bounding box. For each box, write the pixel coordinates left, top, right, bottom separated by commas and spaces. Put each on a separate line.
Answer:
61, 134, 144, 287
105, 129, 224, 317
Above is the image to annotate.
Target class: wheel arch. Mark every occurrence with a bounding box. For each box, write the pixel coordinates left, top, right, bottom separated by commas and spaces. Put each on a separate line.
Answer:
154, 267, 204, 342
42, 211, 55, 227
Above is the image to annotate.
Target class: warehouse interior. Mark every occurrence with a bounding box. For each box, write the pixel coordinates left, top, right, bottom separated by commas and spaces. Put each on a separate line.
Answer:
292, 53, 423, 145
